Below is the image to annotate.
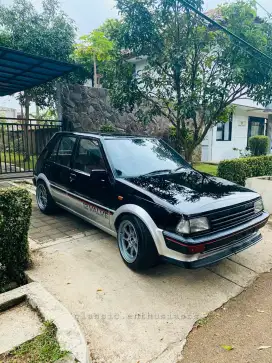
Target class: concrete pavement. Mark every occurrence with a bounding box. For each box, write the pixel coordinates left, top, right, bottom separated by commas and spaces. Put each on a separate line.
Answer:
26, 205, 272, 363
0, 302, 42, 355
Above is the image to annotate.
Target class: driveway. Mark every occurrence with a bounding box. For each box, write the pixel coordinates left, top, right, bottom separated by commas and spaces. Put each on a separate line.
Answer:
24, 188, 272, 363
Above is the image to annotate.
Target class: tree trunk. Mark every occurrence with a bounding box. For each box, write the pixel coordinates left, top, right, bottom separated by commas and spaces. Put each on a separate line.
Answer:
56, 82, 63, 121
20, 104, 24, 119
175, 119, 182, 153
184, 147, 193, 163
93, 54, 97, 88
35, 104, 40, 119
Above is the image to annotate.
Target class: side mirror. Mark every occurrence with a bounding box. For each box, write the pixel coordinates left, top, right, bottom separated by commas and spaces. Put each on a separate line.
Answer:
90, 169, 108, 182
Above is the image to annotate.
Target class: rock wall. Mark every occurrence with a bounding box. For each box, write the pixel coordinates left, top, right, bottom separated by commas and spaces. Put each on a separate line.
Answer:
61, 84, 170, 137
61, 84, 202, 162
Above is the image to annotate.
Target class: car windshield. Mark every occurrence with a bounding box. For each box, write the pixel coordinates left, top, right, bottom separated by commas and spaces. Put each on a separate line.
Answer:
104, 138, 190, 178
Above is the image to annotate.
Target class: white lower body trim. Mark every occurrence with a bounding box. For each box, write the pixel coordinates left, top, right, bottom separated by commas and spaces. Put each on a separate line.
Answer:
56, 202, 117, 238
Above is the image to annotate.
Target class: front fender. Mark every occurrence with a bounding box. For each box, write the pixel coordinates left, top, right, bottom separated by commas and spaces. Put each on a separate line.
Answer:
111, 204, 164, 255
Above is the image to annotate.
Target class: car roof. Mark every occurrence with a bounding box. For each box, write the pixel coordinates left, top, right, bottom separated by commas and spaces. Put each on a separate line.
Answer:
58, 131, 157, 140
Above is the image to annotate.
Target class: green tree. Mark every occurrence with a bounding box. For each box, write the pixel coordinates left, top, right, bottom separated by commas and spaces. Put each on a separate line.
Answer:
0, 0, 77, 118
74, 19, 120, 87
104, 0, 272, 161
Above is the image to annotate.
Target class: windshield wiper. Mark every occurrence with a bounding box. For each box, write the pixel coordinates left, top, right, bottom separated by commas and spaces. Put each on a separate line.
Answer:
141, 169, 172, 177
173, 166, 188, 173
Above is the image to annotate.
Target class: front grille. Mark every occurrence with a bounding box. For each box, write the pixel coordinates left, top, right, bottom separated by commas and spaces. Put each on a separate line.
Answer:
207, 199, 261, 232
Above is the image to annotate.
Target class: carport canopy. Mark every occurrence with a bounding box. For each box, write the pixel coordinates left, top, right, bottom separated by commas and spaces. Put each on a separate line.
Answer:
0, 46, 79, 96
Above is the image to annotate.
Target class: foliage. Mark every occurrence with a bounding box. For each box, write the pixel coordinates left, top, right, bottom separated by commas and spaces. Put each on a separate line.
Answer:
249, 135, 270, 156
1, 321, 68, 363
100, 124, 116, 132
194, 317, 209, 328
0, 187, 32, 289
75, 31, 114, 63
103, 0, 272, 161
0, 29, 12, 47
30, 108, 58, 121
218, 155, 272, 185
0, 0, 78, 111
194, 163, 218, 176
74, 18, 120, 85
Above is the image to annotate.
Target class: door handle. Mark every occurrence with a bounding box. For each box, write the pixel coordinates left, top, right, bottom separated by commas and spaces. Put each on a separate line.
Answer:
70, 173, 76, 182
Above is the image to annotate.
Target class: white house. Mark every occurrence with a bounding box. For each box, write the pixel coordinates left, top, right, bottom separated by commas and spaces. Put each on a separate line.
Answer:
130, 56, 271, 163
202, 99, 270, 163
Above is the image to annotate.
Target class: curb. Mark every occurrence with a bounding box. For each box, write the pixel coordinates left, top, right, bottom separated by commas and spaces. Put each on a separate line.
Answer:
0, 282, 90, 363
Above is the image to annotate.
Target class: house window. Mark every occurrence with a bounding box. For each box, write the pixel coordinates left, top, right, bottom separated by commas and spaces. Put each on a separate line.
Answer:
216, 114, 233, 141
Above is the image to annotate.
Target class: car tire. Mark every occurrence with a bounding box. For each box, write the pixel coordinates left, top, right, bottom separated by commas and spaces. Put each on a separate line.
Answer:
36, 180, 58, 215
117, 214, 159, 271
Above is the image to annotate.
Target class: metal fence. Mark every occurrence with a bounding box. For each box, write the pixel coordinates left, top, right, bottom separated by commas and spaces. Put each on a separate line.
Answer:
0, 117, 62, 178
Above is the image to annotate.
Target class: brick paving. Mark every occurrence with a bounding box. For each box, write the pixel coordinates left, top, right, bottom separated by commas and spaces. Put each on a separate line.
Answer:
0, 180, 100, 245
30, 200, 98, 244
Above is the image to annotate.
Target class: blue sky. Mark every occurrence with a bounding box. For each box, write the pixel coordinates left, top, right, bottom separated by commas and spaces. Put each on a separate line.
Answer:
0, 0, 271, 110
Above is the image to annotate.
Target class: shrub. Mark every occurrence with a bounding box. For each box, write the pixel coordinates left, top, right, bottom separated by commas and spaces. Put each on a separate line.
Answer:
218, 155, 272, 186
0, 187, 32, 289
249, 135, 270, 156
100, 124, 116, 133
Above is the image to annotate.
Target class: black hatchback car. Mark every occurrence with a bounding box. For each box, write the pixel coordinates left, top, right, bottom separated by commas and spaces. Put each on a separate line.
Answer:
34, 132, 269, 271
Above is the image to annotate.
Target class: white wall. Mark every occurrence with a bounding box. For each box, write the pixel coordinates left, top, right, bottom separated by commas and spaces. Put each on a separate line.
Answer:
0, 107, 17, 119
202, 107, 268, 163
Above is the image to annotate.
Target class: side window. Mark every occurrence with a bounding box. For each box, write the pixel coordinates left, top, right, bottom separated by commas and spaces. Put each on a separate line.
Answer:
55, 136, 76, 167
216, 113, 233, 141
47, 138, 60, 162
74, 138, 105, 174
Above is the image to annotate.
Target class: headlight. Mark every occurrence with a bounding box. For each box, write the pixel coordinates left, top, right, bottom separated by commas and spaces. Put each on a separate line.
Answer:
254, 199, 264, 214
176, 217, 190, 234
190, 217, 210, 233
176, 216, 210, 234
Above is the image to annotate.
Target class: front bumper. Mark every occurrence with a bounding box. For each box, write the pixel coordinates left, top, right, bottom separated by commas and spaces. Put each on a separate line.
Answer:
161, 211, 269, 269
162, 231, 262, 268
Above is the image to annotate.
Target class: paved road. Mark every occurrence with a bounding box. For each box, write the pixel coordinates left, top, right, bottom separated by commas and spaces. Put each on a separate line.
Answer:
26, 197, 272, 363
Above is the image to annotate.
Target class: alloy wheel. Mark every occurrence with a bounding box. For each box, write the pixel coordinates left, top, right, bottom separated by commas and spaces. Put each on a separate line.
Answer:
118, 220, 139, 263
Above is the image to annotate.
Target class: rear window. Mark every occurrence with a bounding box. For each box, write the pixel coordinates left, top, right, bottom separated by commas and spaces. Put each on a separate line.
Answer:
47, 137, 61, 162
56, 136, 76, 167
47, 135, 76, 167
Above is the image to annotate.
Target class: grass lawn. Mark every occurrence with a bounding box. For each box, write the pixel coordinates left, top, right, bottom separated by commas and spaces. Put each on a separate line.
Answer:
0, 321, 68, 363
193, 163, 218, 176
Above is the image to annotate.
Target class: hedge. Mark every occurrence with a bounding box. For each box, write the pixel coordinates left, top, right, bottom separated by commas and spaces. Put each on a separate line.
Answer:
0, 187, 32, 289
249, 135, 270, 156
218, 155, 272, 186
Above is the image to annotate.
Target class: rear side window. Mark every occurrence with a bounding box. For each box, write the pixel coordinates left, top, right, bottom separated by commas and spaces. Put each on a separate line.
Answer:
53, 136, 76, 167
74, 138, 105, 174
47, 137, 61, 162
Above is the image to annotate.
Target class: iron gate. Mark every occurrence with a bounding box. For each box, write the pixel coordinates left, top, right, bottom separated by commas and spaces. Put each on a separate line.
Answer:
0, 117, 62, 178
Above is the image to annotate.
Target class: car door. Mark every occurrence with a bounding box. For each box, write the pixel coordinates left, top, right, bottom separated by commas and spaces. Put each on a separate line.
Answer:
69, 137, 115, 228
45, 134, 77, 207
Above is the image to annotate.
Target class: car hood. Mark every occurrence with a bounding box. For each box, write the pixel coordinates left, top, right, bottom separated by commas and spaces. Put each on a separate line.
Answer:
125, 169, 259, 215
